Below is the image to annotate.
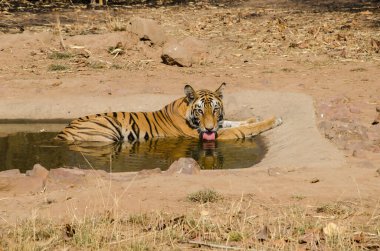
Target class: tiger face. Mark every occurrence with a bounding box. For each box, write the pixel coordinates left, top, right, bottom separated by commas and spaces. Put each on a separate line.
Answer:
184, 83, 225, 141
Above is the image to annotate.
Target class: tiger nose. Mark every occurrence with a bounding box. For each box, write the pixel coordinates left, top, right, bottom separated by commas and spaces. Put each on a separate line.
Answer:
205, 126, 214, 131
205, 122, 215, 131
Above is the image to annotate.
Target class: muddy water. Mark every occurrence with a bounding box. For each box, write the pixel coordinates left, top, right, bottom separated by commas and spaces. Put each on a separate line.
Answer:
0, 124, 266, 172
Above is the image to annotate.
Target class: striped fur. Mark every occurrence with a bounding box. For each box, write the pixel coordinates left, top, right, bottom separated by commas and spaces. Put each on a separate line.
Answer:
56, 83, 283, 142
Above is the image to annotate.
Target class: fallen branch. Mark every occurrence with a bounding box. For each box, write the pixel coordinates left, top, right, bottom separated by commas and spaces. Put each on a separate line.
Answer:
187, 240, 257, 251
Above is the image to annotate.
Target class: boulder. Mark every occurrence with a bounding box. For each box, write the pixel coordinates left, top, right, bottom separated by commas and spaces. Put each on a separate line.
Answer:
138, 168, 162, 176
0, 169, 21, 177
161, 40, 192, 67
165, 158, 201, 175
26, 164, 49, 180
47, 168, 86, 185
161, 36, 208, 67
180, 36, 208, 64
128, 17, 167, 46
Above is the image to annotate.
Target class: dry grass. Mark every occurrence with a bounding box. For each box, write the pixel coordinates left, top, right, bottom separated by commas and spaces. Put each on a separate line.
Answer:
1, 197, 379, 250
48, 64, 69, 71
48, 51, 72, 60
187, 188, 223, 203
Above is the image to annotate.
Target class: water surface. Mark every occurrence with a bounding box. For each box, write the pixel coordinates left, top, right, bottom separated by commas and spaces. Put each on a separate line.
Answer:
0, 126, 267, 172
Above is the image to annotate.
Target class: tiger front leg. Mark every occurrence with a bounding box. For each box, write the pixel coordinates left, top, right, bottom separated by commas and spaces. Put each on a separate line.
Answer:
217, 116, 282, 140
221, 116, 261, 128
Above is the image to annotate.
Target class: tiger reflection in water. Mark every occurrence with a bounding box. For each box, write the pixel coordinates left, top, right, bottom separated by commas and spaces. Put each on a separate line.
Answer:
67, 137, 266, 170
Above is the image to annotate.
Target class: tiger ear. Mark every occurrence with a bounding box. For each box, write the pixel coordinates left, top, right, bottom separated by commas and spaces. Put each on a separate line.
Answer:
184, 84, 196, 102
215, 82, 226, 99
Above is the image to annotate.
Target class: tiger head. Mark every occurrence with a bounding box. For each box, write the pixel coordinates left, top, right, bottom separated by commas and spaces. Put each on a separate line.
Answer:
184, 83, 226, 141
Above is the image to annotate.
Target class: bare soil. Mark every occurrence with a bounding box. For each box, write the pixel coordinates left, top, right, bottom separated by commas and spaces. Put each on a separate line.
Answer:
0, 0, 379, 249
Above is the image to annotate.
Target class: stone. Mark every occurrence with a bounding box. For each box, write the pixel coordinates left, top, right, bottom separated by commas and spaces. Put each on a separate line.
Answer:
161, 37, 208, 67
318, 102, 351, 122
0, 176, 45, 194
166, 158, 201, 175
138, 168, 162, 175
127, 17, 166, 46
310, 177, 320, 183
26, 164, 49, 180
47, 168, 85, 184
318, 121, 369, 143
180, 36, 208, 64
161, 40, 192, 67
349, 105, 361, 114
0, 169, 21, 177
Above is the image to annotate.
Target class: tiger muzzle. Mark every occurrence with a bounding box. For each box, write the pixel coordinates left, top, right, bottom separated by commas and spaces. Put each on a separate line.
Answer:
200, 129, 217, 141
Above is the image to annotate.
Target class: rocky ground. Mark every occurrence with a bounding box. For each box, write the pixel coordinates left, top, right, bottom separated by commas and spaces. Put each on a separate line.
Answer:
0, 0, 379, 249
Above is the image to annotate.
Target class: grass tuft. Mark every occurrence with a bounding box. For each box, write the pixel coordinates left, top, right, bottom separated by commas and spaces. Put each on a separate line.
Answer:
48, 64, 69, 71
187, 188, 222, 203
228, 231, 243, 242
48, 51, 72, 60
90, 61, 106, 69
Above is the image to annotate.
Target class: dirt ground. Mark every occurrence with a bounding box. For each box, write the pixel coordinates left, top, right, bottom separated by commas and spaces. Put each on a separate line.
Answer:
0, 0, 379, 249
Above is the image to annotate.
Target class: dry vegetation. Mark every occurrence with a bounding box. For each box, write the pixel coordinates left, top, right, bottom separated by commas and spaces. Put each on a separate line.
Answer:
1, 192, 379, 250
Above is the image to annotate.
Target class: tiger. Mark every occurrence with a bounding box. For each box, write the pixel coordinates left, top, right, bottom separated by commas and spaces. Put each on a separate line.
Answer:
55, 83, 283, 142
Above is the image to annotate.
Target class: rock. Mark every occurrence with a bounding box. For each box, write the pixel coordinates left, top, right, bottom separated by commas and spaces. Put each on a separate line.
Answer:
376, 168, 380, 176
0, 176, 45, 194
26, 164, 49, 180
161, 37, 208, 67
161, 40, 192, 67
180, 36, 208, 64
138, 168, 162, 175
47, 168, 85, 184
166, 158, 201, 175
318, 121, 369, 143
310, 177, 320, 183
127, 17, 166, 46
318, 102, 351, 122
0, 169, 21, 177
349, 106, 361, 114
